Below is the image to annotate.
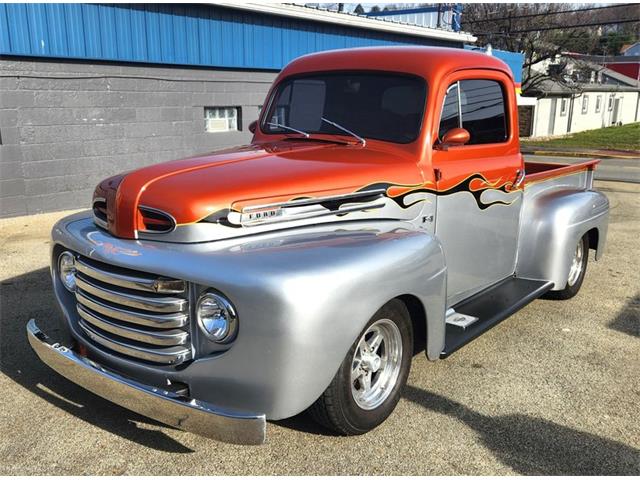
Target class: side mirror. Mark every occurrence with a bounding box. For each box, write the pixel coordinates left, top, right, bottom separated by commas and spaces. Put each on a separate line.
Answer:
248, 120, 257, 134
439, 127, 470, 149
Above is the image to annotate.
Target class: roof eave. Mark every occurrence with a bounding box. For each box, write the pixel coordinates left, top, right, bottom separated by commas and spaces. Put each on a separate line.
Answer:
532, 85, 640, 95
217, 3, 476, 44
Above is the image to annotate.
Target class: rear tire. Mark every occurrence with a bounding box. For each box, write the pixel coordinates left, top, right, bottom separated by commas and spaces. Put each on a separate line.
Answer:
308, 299, 413, 435
543, 234, 589, 300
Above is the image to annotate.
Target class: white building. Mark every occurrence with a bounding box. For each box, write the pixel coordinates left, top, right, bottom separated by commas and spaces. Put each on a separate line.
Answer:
523, 67, 639, 138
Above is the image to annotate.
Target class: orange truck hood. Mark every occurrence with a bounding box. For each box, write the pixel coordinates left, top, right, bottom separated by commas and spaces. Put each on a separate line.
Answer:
95, 140, 423, 239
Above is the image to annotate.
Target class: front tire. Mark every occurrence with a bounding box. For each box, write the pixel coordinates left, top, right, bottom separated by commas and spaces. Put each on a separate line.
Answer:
544, 234, 589, 300
308, 299, 413, 435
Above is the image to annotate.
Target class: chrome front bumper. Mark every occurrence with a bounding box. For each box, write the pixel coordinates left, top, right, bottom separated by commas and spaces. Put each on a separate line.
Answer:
26, 319, 266, 445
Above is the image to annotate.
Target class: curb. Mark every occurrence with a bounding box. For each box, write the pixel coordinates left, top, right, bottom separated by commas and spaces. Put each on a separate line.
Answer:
522, 150, 639, 160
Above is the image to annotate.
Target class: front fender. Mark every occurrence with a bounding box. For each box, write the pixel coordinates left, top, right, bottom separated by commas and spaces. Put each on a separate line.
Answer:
52, 214, 446, 420
516, 188, 609, 289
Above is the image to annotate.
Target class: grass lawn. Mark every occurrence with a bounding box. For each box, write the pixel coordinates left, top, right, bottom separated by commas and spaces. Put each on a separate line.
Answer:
522, 122, 640, 151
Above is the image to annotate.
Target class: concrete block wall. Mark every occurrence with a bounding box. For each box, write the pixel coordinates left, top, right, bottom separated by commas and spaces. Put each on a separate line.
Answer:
0, 58, 277, 218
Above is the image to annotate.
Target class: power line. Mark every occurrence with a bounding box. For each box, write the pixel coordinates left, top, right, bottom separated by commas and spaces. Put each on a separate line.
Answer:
482, 27, 638, 40
475, 18, 640, 36
472, 31, 640, 43
513, 18, 639, 34
464, 4, 632, 24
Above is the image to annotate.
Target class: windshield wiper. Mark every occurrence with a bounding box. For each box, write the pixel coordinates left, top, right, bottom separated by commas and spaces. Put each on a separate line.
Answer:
267, 122, 310, 138
321, 117, 366, 147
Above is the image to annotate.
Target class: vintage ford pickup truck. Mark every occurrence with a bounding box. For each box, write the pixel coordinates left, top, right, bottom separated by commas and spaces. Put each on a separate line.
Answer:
28, 47, 609, 444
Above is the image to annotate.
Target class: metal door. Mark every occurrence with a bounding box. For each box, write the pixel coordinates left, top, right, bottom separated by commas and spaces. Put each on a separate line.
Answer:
432, 73, 523, 306
612, 99, 621, 124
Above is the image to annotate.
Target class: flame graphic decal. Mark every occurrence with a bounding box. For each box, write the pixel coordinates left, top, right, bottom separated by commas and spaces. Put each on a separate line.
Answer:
197, 173, 519, 228
361, 173, 519, 211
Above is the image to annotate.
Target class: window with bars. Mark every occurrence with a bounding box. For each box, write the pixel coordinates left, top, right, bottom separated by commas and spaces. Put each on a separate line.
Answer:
560, 98, 568, 117
205, 107, 241, 133
581, 96, 589, 114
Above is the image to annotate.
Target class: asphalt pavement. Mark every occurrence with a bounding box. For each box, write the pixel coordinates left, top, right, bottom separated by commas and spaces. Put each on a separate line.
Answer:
0, 180, 638, 475
524, 154, 640, 183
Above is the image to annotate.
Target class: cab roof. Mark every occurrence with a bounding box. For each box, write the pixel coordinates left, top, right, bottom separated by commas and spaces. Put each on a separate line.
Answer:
278, 46, 514, 84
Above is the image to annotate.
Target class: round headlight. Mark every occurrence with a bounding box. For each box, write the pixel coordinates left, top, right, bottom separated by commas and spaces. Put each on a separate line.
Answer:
58, 251, 77, 292
196, 292, 237, 343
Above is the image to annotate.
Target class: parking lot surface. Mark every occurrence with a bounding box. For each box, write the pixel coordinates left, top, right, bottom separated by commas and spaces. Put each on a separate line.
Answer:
1, 180, 638, 475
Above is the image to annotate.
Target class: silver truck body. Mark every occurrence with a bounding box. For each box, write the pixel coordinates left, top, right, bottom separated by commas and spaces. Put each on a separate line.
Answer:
28, 166, 608, 444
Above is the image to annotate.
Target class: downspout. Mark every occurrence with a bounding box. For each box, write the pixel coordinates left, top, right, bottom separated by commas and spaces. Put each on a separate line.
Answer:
532, 97, 539, 137
567, 96, 575, 133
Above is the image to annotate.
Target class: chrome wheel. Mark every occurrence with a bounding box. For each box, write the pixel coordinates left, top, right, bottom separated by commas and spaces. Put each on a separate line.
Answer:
350, 318, 403, 410
567, 240, 584, 287
309, 299, 412, 435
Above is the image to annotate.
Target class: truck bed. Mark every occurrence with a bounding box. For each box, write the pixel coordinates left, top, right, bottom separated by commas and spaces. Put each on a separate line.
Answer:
524, 159, 600, 185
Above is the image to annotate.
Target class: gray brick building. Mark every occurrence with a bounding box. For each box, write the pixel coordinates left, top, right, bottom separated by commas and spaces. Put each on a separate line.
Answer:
0, 3, 474, 217
1, 59, 275, 216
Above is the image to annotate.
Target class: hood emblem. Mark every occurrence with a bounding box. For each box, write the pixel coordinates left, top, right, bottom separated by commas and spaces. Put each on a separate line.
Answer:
228, 189, 387, 227
240, 208, 283, 226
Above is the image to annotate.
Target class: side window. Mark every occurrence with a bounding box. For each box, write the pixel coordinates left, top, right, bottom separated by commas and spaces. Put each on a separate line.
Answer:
560, 98, 568, 116
459, 79, 507, 145
581, 95, 589, 114
439, 79, 508, 145
439, 83, 460, 139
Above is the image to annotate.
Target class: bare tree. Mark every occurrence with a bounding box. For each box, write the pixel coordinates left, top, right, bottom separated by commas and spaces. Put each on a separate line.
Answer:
461, 4, 639, 95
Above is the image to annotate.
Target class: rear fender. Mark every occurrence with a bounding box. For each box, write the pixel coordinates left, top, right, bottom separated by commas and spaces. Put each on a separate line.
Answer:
516, 188, 609, 290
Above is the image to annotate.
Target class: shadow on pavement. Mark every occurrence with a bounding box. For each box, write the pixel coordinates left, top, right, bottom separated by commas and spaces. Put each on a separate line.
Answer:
608, 294, 640, 338
0, 267, 193, 453
273, 412, 340, 436
403, 385, 639, 475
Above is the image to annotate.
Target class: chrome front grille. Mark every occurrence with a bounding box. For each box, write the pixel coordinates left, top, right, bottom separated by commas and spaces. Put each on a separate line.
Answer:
73, 256, 192, 365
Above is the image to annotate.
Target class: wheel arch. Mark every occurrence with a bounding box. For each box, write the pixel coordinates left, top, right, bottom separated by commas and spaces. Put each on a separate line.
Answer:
395, 294, 427, 355
586, 225, 607, 260
587, 226, 599, 252
516, 189, 609, 290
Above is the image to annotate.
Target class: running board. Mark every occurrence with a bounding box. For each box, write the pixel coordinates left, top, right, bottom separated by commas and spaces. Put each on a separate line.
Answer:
441, 278, 554, 358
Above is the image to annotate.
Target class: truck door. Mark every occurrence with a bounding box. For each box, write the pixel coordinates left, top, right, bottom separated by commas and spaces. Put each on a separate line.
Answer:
431, 70, 523, 306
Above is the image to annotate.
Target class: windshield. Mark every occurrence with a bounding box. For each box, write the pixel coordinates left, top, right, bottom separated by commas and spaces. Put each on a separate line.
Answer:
262, 72, 427, 144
